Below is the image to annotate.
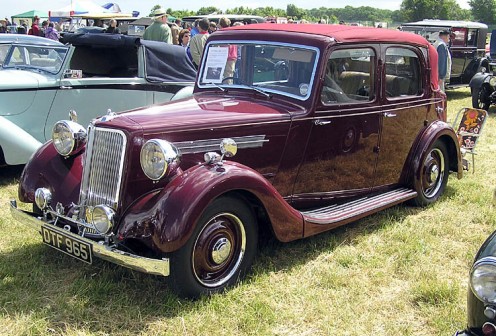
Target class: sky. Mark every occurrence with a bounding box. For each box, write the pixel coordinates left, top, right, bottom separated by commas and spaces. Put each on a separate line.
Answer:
2, 0, 471, 20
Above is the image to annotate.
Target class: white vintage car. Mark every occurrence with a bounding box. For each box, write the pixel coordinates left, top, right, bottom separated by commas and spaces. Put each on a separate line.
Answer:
0, 33, 196, 166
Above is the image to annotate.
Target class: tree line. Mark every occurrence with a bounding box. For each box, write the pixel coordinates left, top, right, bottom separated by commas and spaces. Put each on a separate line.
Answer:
150, 0, 496, 25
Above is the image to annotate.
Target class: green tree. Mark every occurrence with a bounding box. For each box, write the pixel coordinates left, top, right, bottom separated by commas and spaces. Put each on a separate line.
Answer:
287, 4, 305, 19
196, 7, 222, 15
469, 0, 496, 24
149, 4, 161, 16
400, 0, 463, 21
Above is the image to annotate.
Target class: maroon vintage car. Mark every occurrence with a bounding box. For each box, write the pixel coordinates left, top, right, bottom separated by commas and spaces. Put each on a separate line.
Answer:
10, 24, 463, 298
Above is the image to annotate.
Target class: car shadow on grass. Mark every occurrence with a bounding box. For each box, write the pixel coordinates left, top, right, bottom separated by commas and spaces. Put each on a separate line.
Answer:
0, 189, 450, 334
0, 165, 24, 186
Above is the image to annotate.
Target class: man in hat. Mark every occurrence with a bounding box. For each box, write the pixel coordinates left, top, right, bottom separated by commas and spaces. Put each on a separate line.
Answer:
143, 8, 172, 44
435, 29, 452, 92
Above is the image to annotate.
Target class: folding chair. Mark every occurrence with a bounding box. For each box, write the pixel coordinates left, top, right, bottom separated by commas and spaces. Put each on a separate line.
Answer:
452, 107, 488, 173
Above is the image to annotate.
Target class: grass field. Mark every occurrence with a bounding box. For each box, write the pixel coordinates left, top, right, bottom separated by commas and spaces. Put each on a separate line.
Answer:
1, 87, 495, 335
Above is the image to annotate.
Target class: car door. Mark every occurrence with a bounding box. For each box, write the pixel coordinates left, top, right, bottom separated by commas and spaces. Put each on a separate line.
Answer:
292, 46, 381, 203
44, 44, 154, 140
449, 27, 469, 83
374, 45, 429, 186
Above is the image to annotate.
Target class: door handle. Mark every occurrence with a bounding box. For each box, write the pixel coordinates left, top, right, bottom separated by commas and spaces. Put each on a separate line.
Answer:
60, 86, 72, 90
384, 112, 396, 118
314, 119, 332, 126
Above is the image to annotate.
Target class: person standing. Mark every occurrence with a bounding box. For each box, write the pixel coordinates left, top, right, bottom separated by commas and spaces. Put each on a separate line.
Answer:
435, 30, 451, 92
28, 16, 40, 36
105, 19, 121, 34
171, 19, 181, 45
143, 8, 172, 43
44, 22, 60, 41
189, 18, 209, 68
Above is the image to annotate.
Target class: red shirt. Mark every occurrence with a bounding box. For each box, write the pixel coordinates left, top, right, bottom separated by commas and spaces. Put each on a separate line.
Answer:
29, 23, 40, 36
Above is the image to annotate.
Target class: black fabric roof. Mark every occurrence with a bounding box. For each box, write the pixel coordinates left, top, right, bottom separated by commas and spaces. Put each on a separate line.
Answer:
61, 33, 197, 82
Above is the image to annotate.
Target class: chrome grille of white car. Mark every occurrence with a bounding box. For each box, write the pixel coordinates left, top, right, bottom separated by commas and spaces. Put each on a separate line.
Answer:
79, 126, 127, 210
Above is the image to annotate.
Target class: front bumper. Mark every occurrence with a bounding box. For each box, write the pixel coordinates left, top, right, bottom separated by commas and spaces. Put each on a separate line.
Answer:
9, 199, 170, 277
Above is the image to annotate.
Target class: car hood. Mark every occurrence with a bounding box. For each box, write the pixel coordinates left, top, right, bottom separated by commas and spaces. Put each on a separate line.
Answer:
0, 69, 55, 90
100, 94, 304, 134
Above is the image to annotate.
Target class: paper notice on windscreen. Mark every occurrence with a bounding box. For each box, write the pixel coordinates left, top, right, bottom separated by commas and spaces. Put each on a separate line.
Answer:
202, 47, 229, 84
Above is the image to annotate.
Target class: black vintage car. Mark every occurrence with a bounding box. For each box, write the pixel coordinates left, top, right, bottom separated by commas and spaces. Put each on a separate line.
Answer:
470, 30, 496, 111
455, 228, 496, 335
401, 20, 489, 88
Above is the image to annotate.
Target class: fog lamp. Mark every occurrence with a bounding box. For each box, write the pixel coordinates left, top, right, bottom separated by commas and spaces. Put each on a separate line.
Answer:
35, 188, 52, 210
91, 205, 115, 234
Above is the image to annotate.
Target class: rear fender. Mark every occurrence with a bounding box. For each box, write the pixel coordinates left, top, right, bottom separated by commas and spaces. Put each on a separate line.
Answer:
401, 120, 462, 187
118, 162, 304, 253
0, 116, 42, 165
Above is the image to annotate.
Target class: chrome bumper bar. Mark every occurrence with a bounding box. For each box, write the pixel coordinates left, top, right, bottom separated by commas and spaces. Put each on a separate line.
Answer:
9, 199, 170, 277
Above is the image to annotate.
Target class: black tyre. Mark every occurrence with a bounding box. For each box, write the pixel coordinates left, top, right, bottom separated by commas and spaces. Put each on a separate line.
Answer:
411, 140, 449, 207
472, 85, 491, 111
168, 197, 258, 298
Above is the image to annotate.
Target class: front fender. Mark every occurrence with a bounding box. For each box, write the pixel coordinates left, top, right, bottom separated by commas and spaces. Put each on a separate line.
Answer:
18, 140, 84, 205
401, 120, 462, 186
0, 116, 42, 165
469, 72, 491, 89
118, 162, 304, 253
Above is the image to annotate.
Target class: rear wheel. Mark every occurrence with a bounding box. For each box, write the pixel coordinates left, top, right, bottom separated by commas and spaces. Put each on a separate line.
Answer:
168, 197, 258, 298
411, 140, 449, 207
472, 85, 491, 110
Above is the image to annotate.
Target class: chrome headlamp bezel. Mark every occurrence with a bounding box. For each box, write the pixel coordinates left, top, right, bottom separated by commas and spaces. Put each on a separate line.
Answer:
51, 120, 87, 157
91, 205, 115, 234
470, 256, 496, 304
140, 139, 180, 181
489, 76, 496, 87
34, 188, 52, 210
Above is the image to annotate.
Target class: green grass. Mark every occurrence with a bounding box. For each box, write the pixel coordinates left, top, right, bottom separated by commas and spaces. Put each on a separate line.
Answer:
1, 87, 496, 335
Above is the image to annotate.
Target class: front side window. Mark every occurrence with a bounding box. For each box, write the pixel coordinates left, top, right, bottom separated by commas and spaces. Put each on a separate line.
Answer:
467, 29, 478, 47
385, 47, 422, 98
321, 48, 375, 105
3, 44, 69, 74
198, 42, 319, 100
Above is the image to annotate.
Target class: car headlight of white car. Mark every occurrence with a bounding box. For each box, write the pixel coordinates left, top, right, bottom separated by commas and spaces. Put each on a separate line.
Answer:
140, 139, 180, 180
52, 120, 87, 157
470, 257, 496, 304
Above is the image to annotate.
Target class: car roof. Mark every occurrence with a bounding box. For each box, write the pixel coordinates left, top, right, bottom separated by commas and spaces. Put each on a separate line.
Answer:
402, 19, 488, 29
226, 24, 430, 47
0, 33, 63, 46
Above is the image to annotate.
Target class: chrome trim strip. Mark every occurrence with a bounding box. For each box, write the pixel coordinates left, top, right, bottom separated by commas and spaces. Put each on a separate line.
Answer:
9, 200, 169, 277
174, 135, 268, 154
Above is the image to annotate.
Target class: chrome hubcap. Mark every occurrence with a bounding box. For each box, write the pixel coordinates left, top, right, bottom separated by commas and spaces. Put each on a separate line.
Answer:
211, 237, 232, 265
429, 164, 439, 185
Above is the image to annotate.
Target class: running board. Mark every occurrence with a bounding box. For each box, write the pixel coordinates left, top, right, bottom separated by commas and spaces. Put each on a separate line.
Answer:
301, 188, 417, 225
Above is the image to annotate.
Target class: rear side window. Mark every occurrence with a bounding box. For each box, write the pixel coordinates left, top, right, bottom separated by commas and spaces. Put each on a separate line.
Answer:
385, 47, 422, 98
321, 48, 376, 105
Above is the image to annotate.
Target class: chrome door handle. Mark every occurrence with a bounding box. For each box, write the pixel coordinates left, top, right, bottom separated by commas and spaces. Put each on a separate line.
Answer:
314, 119, 332, 126
60, 86, 72, 89
384, 112, 396, 118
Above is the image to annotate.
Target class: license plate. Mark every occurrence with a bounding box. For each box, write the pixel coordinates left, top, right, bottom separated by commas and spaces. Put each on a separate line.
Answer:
41, 225, 93, 264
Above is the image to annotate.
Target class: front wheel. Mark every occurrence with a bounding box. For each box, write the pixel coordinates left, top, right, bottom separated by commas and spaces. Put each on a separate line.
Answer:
410, 140, 449, 207
472, 85, 491, 110
167, 196, 258, 298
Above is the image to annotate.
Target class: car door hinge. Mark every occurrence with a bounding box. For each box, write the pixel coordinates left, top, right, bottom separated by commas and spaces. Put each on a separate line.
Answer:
373, 146, 380, 153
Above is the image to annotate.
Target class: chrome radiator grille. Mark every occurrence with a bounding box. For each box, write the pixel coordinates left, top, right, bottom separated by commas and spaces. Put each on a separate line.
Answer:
79, 126, 127, 210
